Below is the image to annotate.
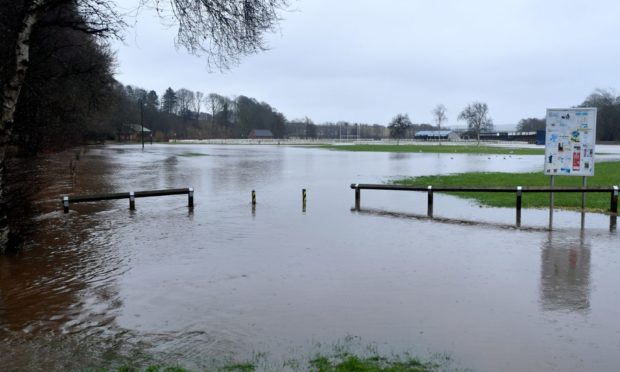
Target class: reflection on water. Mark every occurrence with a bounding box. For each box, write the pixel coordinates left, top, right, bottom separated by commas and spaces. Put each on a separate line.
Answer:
540, 233, 591, 314
1, 144, 620, 371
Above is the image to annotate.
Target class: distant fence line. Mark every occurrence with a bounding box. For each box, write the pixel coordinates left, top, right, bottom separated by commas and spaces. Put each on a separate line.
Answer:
169, 138, 532, 146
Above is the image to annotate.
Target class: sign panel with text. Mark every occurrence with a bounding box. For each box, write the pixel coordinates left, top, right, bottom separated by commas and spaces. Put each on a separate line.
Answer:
544, 108, 597, 176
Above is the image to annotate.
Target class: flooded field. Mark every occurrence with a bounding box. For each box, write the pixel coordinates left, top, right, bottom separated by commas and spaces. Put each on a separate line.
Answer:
1, 144, 620, 371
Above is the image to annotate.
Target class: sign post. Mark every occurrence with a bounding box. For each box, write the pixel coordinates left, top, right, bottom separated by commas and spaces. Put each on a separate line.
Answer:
544, 108, 597, 229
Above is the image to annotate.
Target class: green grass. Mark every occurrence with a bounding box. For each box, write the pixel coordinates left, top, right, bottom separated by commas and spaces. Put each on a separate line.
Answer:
178, 152, 209, 157
310, 354, 435, 372
101, 336, 455, 372
317, 144, 544, 155
393, 161, 620, 212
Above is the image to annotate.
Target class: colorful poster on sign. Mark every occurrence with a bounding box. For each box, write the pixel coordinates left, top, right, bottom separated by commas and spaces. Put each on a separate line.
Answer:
544, 108, 597, 176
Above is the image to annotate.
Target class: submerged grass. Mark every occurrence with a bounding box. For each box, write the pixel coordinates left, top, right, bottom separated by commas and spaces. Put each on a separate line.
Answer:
309, 354, 436, 372
104, 336, 455, 372
317, 144, 544, 155
393, 161, 620, 212
179, 152, 209, 157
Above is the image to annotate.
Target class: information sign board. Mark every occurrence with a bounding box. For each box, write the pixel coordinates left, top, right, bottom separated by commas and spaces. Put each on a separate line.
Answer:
544, 108, 597, 176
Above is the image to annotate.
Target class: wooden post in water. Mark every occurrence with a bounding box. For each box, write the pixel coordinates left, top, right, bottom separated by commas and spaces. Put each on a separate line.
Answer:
129, 191, 135, 210
302, 188, 307, 212
427, 186, 433, 218
188, 187, 194, 208
516, 186, 522, 227
354, 184, 360, 210
63, 196, 69, 213
252, 190, 256, 206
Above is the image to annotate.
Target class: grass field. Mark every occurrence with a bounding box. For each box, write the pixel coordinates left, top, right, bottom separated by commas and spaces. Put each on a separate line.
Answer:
318, 144, 544, 155
393, 161, 620, 212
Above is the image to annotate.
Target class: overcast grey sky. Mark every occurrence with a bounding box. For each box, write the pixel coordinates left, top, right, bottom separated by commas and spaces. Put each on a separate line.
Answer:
112, 0, 620, 128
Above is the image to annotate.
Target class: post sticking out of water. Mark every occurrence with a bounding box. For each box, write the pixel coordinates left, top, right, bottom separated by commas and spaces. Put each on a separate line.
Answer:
252, 190, 256, 206
581, 176, 587, 230
427, 186, 433, 218
302, 189, 307, 211
581, 176, 587, 211
188, 187, 194, 208
549, 176, 555, 230
354, 184, 360, 210
63, 196, 69, 214
516, 186, 522, 227
129, 191, 135, 210
611, 186, 619, 230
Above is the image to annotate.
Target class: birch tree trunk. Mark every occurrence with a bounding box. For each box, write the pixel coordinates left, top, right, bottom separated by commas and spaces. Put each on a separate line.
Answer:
0, 0, 44, 253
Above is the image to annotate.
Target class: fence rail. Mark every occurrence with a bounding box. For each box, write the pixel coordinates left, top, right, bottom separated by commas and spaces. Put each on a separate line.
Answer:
350, 183, 619, 229
62, 187, 194, 213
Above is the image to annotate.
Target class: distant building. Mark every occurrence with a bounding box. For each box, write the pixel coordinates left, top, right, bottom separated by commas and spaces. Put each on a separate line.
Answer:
414, 130, 459, 141
536, 130, 546, 145
119, 124, 151, 142
248, 129, 274, 139
478, 131, 538, 143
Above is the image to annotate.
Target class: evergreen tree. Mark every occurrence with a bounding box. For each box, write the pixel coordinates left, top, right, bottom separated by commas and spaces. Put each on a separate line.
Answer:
162, 88, 177, 114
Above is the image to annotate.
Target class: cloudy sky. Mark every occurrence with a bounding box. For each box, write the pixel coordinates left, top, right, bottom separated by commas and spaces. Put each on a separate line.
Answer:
112, 0, 620, 128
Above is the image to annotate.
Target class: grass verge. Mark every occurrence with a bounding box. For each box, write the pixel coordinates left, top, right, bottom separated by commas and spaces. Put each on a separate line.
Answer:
392, 161, 620, 212
316, 144, 544, 155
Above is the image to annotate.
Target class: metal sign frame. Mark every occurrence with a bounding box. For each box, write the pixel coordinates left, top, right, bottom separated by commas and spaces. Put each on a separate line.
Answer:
544, 108, 597, 177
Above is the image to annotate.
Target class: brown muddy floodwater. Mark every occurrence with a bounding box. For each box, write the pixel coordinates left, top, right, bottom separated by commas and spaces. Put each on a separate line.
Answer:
1, 144, 620, 371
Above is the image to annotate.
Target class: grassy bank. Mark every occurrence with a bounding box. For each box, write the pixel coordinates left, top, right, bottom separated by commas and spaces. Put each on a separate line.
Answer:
107, 336, 451, 371
115, 354, 438, 372
393, 161, 620, 212
318, 144, 544, 155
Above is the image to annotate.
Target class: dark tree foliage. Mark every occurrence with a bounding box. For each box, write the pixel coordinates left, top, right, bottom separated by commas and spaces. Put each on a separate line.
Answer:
516, 117, 545, 132
8, 2, 117, 154
162, 87, 178, 114
581, 89, 620, 142
388, 114, 412, 143
286, 118, 312, 138
145, 90, 159, 111
235, 95, 285, 138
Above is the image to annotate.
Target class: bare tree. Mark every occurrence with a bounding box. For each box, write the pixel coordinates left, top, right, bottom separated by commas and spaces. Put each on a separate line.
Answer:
176, 88, 195, 118
458, 102, 493, 145
140, 0, 287, 69
432, 104, 447, 144
388, 114, 412, 145
194, 91, 204, 119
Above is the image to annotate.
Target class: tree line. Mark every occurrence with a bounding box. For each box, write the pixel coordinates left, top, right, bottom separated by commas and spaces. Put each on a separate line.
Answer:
0, 0, 288, 252
515, 89, 620, 142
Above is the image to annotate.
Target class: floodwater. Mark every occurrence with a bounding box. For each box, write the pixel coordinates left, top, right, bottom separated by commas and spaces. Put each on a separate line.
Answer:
1, 144, 620, 371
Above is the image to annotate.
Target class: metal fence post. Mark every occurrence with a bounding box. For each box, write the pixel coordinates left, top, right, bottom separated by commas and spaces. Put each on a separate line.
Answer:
516, 186, 522, 227
354, 184, 360, 210
129, 191, 135, 210
427, 186, 433, 218
63, 196, 69, 214
188, 187, 194, 208
611, 186, 619, 214
611, 186, 619, 231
